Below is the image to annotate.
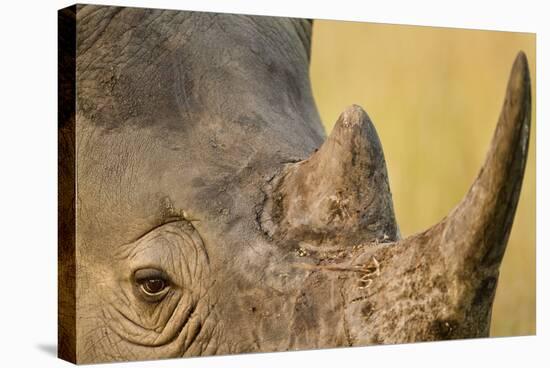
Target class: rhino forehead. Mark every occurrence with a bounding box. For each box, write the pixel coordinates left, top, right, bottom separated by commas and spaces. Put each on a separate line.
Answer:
73, 6, 325, 253
73, 118, 280, 256
75, 5, 322, 141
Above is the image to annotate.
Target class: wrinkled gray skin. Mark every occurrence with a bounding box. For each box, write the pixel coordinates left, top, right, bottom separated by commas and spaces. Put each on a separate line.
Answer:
62, 5, 531, 364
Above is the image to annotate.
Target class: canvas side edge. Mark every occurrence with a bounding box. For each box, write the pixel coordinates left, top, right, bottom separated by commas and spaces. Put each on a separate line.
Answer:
58, 4, 77, 364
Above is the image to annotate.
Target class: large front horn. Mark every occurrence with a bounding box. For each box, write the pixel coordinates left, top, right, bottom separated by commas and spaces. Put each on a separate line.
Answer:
262, 51, 531, 267
400, 51, 531, 271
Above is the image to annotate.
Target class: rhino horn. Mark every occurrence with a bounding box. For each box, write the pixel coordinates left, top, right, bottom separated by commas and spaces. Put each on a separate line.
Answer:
401, 51, 531, 270
262, 104, 399, 245
263, 52, 530, 264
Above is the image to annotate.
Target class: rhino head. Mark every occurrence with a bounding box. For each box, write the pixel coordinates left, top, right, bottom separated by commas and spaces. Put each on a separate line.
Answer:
58, 5, 531, 364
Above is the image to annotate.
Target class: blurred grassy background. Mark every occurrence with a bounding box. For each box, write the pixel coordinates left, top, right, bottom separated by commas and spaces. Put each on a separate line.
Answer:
310, 20, 536, 337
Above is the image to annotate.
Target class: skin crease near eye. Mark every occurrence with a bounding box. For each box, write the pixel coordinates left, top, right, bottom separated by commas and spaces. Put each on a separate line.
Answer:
113, 220, 209, 292
75, 220, 212, 357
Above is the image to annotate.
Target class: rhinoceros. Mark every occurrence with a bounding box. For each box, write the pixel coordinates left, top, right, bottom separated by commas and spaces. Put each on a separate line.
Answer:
58, 4, 532, 364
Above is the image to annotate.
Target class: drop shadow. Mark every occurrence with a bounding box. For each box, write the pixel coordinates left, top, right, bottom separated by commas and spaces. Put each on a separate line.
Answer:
36, 343, 57, 357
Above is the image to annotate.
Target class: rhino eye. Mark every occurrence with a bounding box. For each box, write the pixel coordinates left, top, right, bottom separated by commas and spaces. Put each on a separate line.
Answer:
142, 279, 166, 295
134, 268, 171, 301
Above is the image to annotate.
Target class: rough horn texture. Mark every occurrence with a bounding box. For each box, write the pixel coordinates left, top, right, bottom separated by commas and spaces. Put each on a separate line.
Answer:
436, 51, 532, 268
261, 105, 399, 246
58, 4, 532, 364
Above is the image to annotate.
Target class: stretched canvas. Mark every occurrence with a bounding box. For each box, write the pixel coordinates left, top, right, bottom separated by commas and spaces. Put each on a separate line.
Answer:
58, 4, 536, 364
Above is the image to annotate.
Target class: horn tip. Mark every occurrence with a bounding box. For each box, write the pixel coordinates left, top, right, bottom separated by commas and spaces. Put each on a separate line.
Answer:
328, 104, 385, 167
513, 50, 528, 73
510, 51, 531, 92
339, 104, 372, 129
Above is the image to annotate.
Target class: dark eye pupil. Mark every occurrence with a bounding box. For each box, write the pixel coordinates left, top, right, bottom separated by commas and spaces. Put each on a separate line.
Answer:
143, 279, 165, 294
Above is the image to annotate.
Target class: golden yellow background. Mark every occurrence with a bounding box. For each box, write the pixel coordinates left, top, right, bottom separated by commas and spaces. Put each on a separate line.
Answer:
310, 21, 536, 337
